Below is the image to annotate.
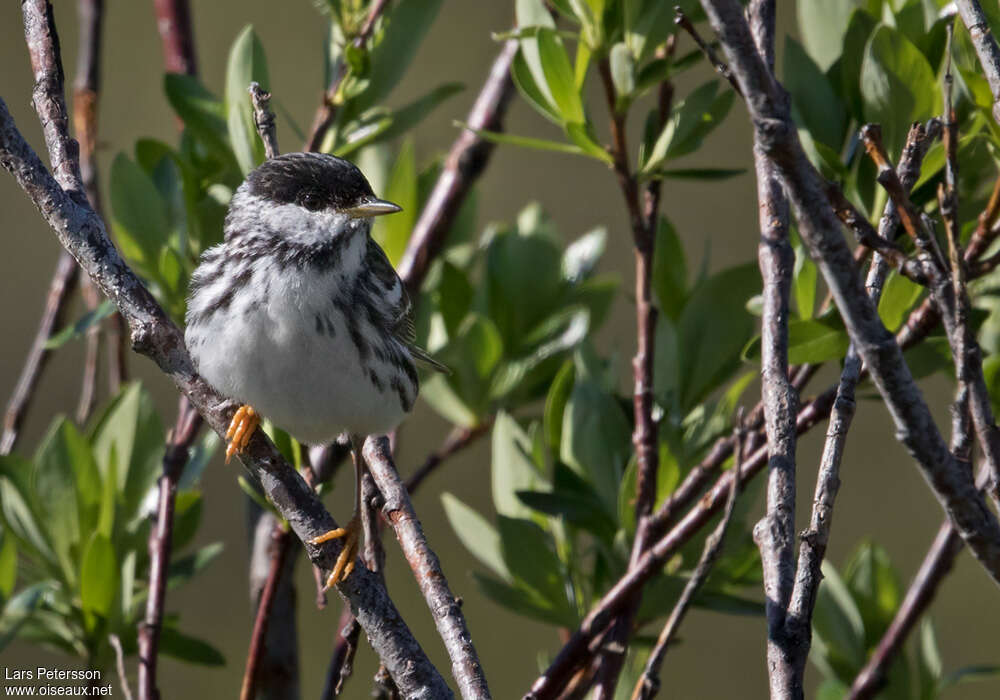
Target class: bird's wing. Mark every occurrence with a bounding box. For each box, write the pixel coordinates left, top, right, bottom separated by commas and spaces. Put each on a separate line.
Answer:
365, 238, 449, 374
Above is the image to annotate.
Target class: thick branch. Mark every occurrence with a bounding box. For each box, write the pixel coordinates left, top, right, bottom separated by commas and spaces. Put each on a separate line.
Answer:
745, 3, 799, 697
698, 0, 1000, 585
152, 0, 197, 75
956, 0, 1000, 124
363, 437, 490, 700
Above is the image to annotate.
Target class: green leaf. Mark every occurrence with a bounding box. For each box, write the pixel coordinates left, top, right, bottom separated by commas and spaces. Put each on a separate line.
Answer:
642, 81, 734, 174
537, 29, 585, 124
441, 493, 508, 579
0, 532, 16, 601
419, 374, 479, 428
836, 8, 878, 122
89, 383, 165, 524
515, 0, 559, 115
561, 227, 606, 283
652, 216, 686, 320
353, 0, 444, 112
171, 491, 203, 553
784, 37, 847, 150
798, 0, 863, 71
676, 263, 759, 409
794, 240, 818, 319
80, 533, 117, 627
878, 271, 923, 332
110, 154, 172, 273
918, 619, 942, 685
0, 583, 47, 653
498, 516, 566, 605
456, 123, 587, 157
472, 571, 574, 626
743, 316, 849, 366
624, 0, 675, 64
609, 42, 635, 99
543, 360, 575, 449
492, 412, 545, 519
33, 420, 98, 582
861, 24, 941, 159
44, 300, 115, 349
0, 458, 54, 567
163, 74, 234, 165
563, 122, 613, 163
225, 25, 270, 175
560, 378, 630, 512
337, 83, 463, 157
812, 560, 866, 680
511, 47, 561, 124
158, 627, 226, 666
516, 485, 616, 540
844, 540, 902, 647
371, 139, 416, 265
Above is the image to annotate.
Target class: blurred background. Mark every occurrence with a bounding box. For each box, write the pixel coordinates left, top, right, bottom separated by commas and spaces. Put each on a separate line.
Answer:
1, 1, 998, 698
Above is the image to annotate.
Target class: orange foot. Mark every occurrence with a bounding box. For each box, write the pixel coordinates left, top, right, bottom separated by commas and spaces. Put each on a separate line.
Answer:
225, 405, 260, 463
309, 515, 360, 589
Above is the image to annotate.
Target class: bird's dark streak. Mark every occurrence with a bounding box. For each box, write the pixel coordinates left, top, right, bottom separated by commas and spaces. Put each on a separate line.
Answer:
368, 368, 385, 392
391, 376, 413, 412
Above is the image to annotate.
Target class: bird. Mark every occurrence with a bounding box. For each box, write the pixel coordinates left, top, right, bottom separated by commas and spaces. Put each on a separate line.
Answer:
185, 152, 445, 588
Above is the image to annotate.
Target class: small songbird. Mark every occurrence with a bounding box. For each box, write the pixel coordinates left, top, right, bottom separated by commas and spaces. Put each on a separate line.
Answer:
185, 152, 444, 587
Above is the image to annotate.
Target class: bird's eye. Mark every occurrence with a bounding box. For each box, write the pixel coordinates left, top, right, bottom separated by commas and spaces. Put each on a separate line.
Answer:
300, 192, 323, 211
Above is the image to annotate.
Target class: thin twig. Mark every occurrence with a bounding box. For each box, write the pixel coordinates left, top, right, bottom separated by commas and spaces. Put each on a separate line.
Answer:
138, 396, 202, 700
1, 253, 78, 455
249, 82, 279, 160
404, 420, 493, 493
241, 523, 293, 700
364, 437, 491, 699
3, 5, 451, 694
109, 634, 134, 700
152, 0, 197, 75
303, 0, 391, 152
631, 419, 744, 700
322, 607, 361, 699
673, 7, 741, 95
397, 39, 518, 293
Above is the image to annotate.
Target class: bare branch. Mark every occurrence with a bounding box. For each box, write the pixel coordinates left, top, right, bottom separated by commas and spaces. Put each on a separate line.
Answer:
364, 437, 491, 700
397, 40, 518, 293
673, 7, 741, 95
1, 253, 78, 455
745, 3, 800, 696
956, 0, 1000, 124
631, 423, 743, 700
249, 82, 279, 160
241, 523, 294, 700
138, 397, 202, 700
109, 634, 134, 700
152, 0, 197, 75
698, 0, 1000, 585
405, 421, 492, 493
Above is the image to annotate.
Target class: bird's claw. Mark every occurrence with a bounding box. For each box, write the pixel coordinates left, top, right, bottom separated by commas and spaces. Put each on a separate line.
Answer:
225, 405, 260, 463
309, 516, 360, 588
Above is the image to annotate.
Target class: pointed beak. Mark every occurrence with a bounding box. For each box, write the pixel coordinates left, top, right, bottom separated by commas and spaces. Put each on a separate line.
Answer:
344, 198, 402, 218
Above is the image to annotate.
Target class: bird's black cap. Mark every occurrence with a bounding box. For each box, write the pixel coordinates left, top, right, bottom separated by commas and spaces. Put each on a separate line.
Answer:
246, 152, 375, 211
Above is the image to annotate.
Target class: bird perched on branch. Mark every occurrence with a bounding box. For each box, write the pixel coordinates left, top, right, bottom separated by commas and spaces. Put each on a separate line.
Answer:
185, 152, 444, 587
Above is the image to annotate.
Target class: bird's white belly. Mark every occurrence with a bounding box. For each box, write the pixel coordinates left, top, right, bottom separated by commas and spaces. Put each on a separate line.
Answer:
188, 271, 408, 443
